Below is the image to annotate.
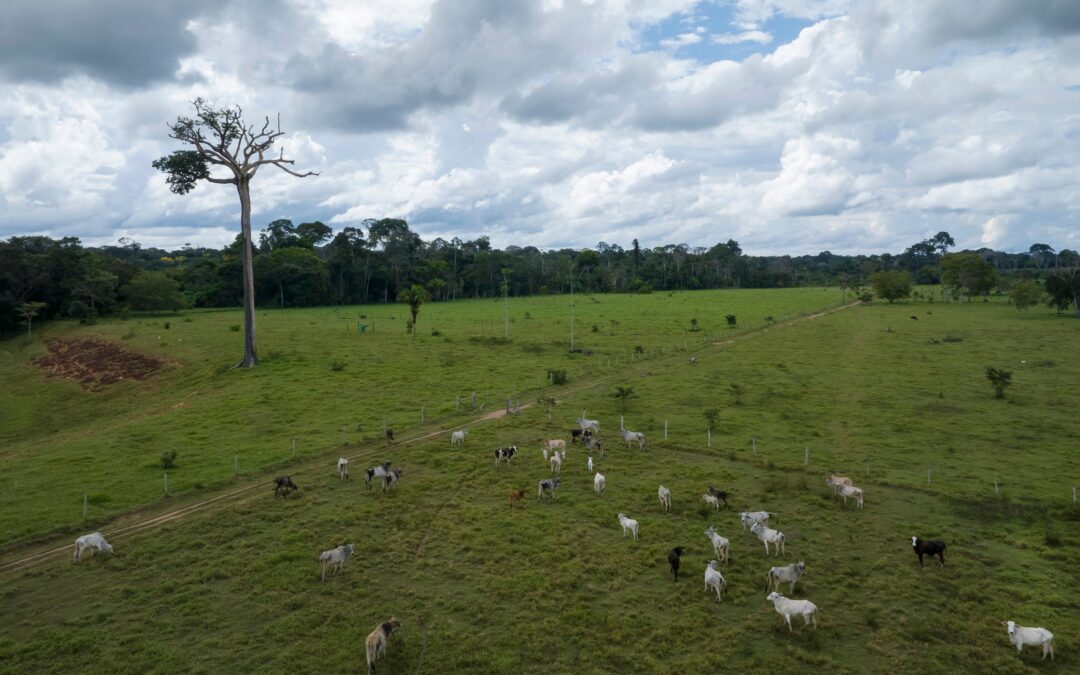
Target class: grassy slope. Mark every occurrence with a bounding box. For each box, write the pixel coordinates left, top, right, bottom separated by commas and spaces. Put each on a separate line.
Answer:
0, 289, 833, 545
1, 295, 1078, 673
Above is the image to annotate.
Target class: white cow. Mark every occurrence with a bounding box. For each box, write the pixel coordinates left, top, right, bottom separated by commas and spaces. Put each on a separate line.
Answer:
74, 532, 113, 562
836, 484, 864, 509
577, 417, 600, 433
766, 561, 806, 594
658, 485, 671, 512
702, 494, 722, 511
750, 522, 786, 557
451, 429, 468, 446
319, 543, 356, 581
703, 560, 727, 602
1003, 621, 1054, 661
621, 429, 645, 449
766, 592, 818, 632
594, 472, 606, 496
705, 526, 729, 565
617, 513, 639, 541
545, 439, 567, 452
550, 453, 563, 474
739, 511, 772, 532
336, 457, 349, 480
588, 456, 594, 473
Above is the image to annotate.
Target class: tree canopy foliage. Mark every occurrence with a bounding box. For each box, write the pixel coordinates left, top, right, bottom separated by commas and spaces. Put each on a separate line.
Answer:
868, 270, 913, 303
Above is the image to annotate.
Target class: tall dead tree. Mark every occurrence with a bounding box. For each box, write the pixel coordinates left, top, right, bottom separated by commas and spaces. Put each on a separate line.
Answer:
153, 99, 317, 367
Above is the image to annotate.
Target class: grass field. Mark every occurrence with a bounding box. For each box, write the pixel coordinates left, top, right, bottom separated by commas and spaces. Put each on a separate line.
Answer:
1, 290, 1079, 673
0, 288, 836, 545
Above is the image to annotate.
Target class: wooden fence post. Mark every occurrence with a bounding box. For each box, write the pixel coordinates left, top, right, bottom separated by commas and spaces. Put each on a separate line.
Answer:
664, 420, 668, 440
83, 494, 88, 521
752, 435, 756, 455
233, 455, 238, 477
927, 466, 932, 487
164, 472, 168, 497
707, 429, 712, 448
804, 447, 809, 465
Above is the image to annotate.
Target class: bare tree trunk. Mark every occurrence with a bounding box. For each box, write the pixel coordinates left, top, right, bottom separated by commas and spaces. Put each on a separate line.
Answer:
237, 179, 258, 368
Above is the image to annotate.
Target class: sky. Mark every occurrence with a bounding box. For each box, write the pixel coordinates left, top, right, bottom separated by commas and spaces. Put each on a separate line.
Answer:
1, 0, 1078, 256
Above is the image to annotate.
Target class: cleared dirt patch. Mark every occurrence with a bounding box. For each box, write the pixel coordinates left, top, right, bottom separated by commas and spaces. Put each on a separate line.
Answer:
34, 338, 165, 390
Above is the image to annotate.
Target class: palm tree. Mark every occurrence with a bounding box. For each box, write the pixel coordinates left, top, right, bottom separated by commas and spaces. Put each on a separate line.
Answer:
985, 367, 1012, 399
396, 284, 432, 337
613, 385, 637, 411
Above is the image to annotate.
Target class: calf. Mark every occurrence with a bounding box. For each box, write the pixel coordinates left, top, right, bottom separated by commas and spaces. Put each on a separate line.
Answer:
274, 475, 298, 498
319, 543, 356, 581
364, 462, 393, 490
658, 485, 671, 512
336, 457, 350, 480
703, 560, 727, 602
766, 592, 818, 632
750, 522, 786, 557
494, 446, 518, 466
509, 489, 526, 508
621, 429, 645, 449
617, 513, 639, 541
1002, 621, 1054, 661
704, 526, 730, 565
365, 617, 402, 674
570, 428, 594, 444
545, 439, 567, 452
451, 429, 468, 446
381, 467, 403, 494
706, 486, 728, 507
911, 537, 946, 567
667, 546, 685, 582
549, 452, 563, 474
587, 455, 594, 473
766, 561, 806, 594
593, 471, 606, 496
74, 532, 113, 562
702, 494, 722, 511
537, 477, 561, 500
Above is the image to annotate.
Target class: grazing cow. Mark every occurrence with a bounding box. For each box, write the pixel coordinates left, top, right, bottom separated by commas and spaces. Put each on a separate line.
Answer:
336, 457, 350, 480
365, 617, 402, 674
706, 486, 728, 507
836, 484, 864, 508
702, 494, 722, 511
668, 546, 685, 582
381, 467, 403, 494
750, 522, 786, 557
451, 429, 468, 446
766, 592, 818, 632
365, 462, 393, 490
594, 472, 606, 496
658, 485, 671, 512
766, 561, 807, 594
1002, 621, 1054, 661
274, 475, 298, 498
588, 455, 594, 473
538, 477, 561, 500
319, 543, 356, 581
549, 452, 563, 474
509, 489, 526, 509
824, 473, 852, 492
495, 446, 518, 466
739, 511, 773, 531
74, 532, 113, 562
705, 526, 730, 565
617, 513, 639, 541
621, 429, 645, 449
911, 537, 946, 567
703, 560, 727, 602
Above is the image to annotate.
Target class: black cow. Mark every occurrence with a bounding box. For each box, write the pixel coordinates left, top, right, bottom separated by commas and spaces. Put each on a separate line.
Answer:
668, 546, 685, 582
911, 536, 946, 567
274, 475, 298, 498
707, 486, 729, 508
494, 446, 518, 466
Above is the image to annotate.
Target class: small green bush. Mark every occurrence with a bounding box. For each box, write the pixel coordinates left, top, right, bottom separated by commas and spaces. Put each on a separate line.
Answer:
230, 325, 241, 332
161, 451, 177, 469
121, 331, 136, 340
331, 361, 346, 372
548, 369, 568, 385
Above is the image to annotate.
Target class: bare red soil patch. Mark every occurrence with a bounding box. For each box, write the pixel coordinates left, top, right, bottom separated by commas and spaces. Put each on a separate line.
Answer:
34, 338, 165, 390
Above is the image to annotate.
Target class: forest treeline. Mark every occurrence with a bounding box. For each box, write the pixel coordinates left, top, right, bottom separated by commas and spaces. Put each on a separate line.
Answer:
2, 218, 1078, 335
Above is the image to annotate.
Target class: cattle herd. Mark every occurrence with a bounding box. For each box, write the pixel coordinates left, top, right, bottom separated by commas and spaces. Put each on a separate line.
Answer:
69, 416, 1058, 667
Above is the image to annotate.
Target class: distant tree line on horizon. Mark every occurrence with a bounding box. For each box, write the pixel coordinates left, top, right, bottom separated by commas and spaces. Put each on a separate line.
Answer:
1, 221, 1078, 336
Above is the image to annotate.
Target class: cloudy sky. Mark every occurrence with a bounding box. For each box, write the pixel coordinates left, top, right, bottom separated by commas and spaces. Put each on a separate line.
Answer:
1, 0, 1079, 255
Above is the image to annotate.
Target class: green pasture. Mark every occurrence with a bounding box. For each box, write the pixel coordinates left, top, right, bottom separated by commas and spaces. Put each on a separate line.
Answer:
0, 288, 834, 545
0, 290, 1078, 672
